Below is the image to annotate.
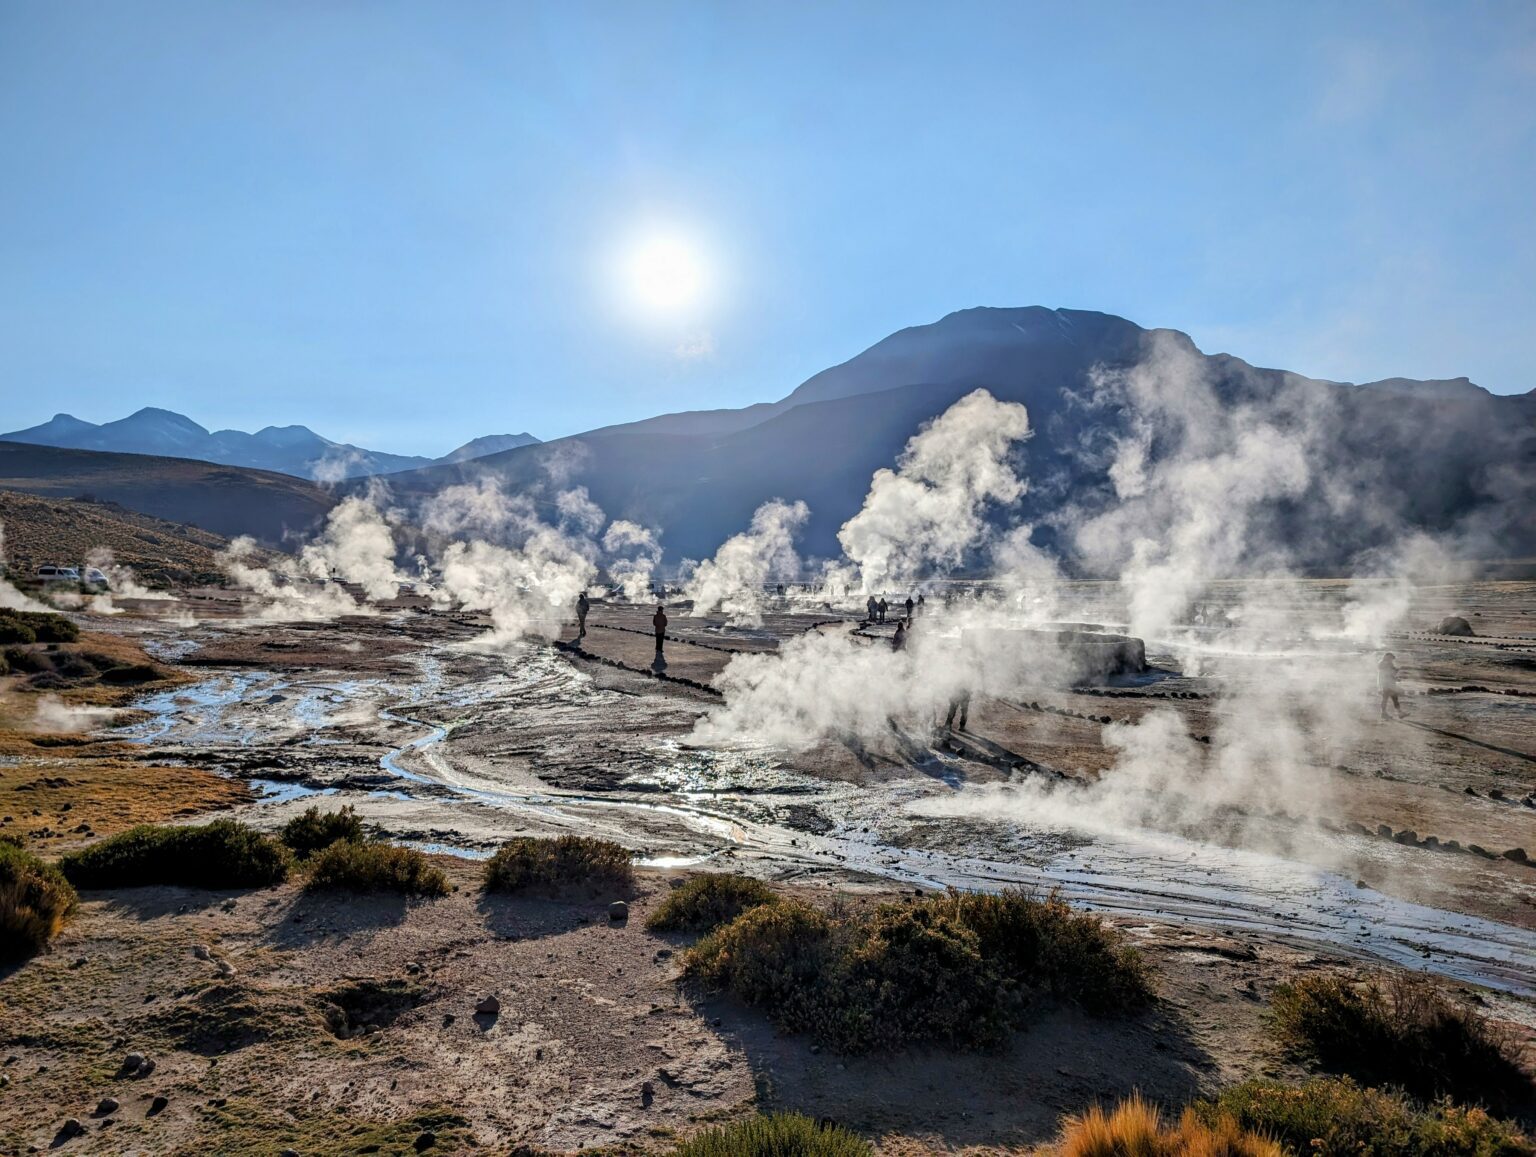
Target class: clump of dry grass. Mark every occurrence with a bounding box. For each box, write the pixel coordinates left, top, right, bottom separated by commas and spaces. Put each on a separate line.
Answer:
1197, 1077, 1533, 1156
281, 805, 365, 858
646, 872, 779, 932
481, 835, 633, 895
59, 819, 290, 890
303, 841, 448, 897
685, 888, 1151, 1054
1270, 972, 1533, 1112
0, 839, 79, 961
670, 1112, 872, 1156
1060, 1093, 1281, 1157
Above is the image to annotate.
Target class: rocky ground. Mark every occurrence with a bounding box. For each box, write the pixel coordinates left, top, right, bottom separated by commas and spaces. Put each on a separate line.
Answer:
2, 581, 1534, 1152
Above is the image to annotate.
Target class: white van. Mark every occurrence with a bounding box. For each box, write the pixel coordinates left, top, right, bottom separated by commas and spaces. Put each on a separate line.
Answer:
35, 565, 82, 582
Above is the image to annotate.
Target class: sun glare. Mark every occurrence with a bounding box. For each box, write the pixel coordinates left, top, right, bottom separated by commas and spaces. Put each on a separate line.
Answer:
619, 233, 709, 316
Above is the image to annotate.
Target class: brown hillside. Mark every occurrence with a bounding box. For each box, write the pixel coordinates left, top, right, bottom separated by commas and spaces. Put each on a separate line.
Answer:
0, 442, 335, 547
0, 490, 234, 587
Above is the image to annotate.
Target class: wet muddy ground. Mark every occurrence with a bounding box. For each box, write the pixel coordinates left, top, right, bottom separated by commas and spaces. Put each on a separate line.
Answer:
70, 585, 1536, 988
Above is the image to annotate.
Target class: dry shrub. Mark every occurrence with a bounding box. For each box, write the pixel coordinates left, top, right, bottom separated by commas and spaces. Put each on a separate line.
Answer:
281, 805, 365, 858
685, 888, 1149, 1054
481, 835, 633, 895
59, 820, 290, 890
304, 842, 448, 897
0, 841, 79, 961
1061, 1093, 1280, 1157
646, 872, 779, 932
670, 1112, 871, 1156
1270, 973, 1532, 1112
1198, 1077, 1533, 1157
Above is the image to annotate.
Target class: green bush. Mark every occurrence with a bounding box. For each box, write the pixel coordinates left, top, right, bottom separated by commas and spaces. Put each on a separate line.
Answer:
689, 900, 834, 1029
482, 835, 633, 895
670, 1112, 872, 1157
1270, 973, 1532, 1112
281, 805, 366, 858
647, 872, 780, 932
0, 842, 80, 962
685, 888, 1150, 1054
59, 820, 290, 890
304, 842, 448, 897
933, 889, 1152, 1014
1198, 1077, 1533, 1157
0, 610, 78, 644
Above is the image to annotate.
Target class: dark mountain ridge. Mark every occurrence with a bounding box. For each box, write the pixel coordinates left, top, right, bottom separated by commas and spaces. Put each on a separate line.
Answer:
0, 408, 540, 481
367, 307, 1534, 571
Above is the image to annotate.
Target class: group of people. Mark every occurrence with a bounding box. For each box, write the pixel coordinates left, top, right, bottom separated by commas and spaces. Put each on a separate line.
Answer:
865, 593, 924, 624
574, 590, 669, 654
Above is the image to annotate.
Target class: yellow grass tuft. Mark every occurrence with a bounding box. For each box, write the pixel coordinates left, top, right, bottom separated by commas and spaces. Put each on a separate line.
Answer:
1060, 1095, 1281, 1157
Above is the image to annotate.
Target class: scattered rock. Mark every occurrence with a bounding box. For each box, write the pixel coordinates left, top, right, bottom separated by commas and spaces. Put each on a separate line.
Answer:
405, 961, 423, 974
1436, 616, 1474, 637
280, 1150, 300, 1157
192, 945, 211, 961
413, 1131, 437, 1151
608, 900, 629, 922
1490, 788, 1507, 800
57, 1118, 86, 1141
148, 1096, 168, 1116
1503, 848, 1529, 864
1393, 829, 1418, 846
1375, 824, 1393, 838
216, 960, 237, 978
1469, 844, 1492, 857
122, 1052, 145, 1074
94, 1098, 119, 1116
474, 996, 501, 1015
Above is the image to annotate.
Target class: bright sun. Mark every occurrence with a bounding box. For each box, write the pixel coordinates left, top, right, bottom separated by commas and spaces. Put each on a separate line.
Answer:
619, 233, 709, 315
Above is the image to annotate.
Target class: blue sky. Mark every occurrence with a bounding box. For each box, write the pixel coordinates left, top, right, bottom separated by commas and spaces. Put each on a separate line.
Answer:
2, 1, 1532, 455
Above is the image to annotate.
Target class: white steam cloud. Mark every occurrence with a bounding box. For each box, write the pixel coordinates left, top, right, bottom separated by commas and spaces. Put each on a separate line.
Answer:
682, 499, 809, 626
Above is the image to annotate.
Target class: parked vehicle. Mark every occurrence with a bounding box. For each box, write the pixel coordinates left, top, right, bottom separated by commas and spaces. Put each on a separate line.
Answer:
83, 567, 110, 588
35, 565, 82, 582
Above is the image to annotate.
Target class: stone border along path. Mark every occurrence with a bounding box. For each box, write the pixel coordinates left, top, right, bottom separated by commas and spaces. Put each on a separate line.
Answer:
552, 638, 724, 697
587, 621, 765, 656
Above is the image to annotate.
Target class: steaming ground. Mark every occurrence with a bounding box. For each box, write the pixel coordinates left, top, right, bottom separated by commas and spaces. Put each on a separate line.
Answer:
85, 583, 1536, 994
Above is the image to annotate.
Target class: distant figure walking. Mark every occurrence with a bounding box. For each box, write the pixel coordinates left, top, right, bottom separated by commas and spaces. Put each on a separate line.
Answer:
904, 596, 914, 620
866, 595, 878, 624
892, 620, 907, 652
576, 590, 590, 637
877, 597, 889, 624
1378, 652, 1405, 719
944, 688, 971, 732
917, 593, 925, 613
653, 604, 669, 653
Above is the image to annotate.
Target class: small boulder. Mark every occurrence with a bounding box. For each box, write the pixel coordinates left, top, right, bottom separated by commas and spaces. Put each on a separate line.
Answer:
95, 1098, 119, 1117
405, 962, 423, 974
1436, 616, 1474, 637
1375, 824, 1393, 838
57, 1118, 86, 1140
608, 900, 629, 922
413, 1131, 437, 1151
1503, 848, 1529, 864
192, 945, 211, 961
1393, 829, 1419, 846
216, 960, 237, 978
474, 996, 501, 1016
148, 1096, 168, 1117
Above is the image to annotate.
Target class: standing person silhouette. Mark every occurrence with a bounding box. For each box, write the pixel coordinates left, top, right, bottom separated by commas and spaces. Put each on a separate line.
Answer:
576, 590, 590, 637
904, 595, 914, 620
1378, 652, 1405, 719
653, 604, 668, 653
865, 595, 878, 623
